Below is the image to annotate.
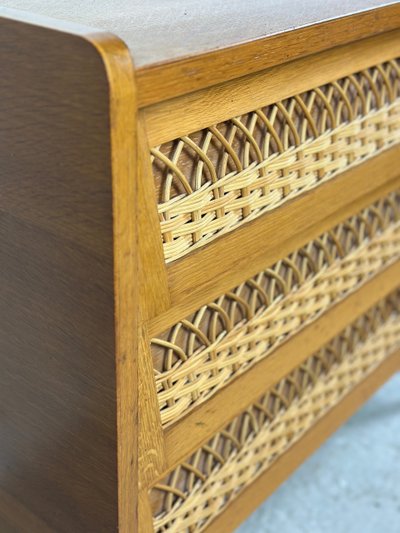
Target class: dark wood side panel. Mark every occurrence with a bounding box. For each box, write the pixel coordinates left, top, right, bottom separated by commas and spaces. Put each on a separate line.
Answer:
0, 17, 119, 532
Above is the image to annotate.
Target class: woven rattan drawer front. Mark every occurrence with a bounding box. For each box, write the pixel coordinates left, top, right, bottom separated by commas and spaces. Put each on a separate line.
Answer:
151, 191, 400, 426
151, 59, 400, 263
150, 290, 400, 533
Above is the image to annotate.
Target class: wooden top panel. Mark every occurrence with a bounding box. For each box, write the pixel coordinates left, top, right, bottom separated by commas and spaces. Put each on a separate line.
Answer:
1, 0, 397, 67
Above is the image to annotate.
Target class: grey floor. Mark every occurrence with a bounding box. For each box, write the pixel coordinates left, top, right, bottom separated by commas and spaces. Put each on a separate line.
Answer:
237, 372, 400, 533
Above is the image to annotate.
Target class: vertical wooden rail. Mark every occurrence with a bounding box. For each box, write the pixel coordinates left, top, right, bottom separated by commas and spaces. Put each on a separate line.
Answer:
136, 112, 171, 532
93, 34, 171, 533
90, 33, 139, 533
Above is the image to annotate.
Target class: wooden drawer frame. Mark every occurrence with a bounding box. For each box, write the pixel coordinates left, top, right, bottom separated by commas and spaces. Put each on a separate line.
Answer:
1, 6, 400, 533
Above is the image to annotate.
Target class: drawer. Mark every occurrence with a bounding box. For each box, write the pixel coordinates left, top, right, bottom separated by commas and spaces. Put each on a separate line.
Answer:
152, 192, 400, 427
1, 5, 400, 533
151, 59, 400, 264
151, 289, 400, 533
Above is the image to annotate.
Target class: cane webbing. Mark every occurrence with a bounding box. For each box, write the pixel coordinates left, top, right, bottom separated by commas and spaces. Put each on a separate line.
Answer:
151, 291, 400, 532
152, 192, 400, 426
151, 59, 400, 262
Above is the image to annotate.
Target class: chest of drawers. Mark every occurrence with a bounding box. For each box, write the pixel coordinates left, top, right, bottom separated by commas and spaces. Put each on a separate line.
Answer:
1, 2, 400, 532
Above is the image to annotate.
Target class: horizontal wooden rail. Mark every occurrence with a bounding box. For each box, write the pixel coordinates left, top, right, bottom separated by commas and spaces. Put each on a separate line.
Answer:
144, 29, 400, 145
148, 146, 400, 336
137, 6, 400, 107
160, 260, 400, 475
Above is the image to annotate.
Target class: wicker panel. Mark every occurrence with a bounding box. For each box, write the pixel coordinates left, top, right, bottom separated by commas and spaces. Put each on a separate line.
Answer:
151, 291, 400, 533
152, 192, 400, 426
151, 59, 400, 263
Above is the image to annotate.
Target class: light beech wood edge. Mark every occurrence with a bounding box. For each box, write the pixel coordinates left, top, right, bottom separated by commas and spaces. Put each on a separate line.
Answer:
137, 113, 170, 320
137, 5, 400, 107
145, 29, 400, 146
148, 147, 400, 337
136, 113, 171, 533
138, 326, 167, 489
90, 37, 172, 533
135, 115, 171, 531
138, 327, 168, 533
94, 40, 173, 533
159, 261, 400, 476
87, 33, 139, 533
139, 491, 157, 533
203, 348, 400, 533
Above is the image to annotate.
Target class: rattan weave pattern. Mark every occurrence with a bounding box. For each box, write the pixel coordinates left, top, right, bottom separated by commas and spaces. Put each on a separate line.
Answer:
152, 192, 400, 426
151, 59, 400, 263
151, 292, 400, 533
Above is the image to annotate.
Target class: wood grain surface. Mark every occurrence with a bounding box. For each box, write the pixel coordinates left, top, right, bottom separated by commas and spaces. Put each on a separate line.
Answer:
145, 30, 400, 145
0, 17, 123, 533
1, 2, 400, 105
1, 4, 400, 533
0, 1, 395, 65
92, 33, 139, 533
136, 3, 400, 105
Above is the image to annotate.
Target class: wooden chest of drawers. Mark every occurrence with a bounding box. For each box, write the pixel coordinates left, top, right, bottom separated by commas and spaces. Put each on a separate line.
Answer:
1, 2, 400, 532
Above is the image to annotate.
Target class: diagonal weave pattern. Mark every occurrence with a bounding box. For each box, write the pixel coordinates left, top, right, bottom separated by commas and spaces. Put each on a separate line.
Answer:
151, 59, 400, 262
151, 192, 400, 426
151, 291, 400, 533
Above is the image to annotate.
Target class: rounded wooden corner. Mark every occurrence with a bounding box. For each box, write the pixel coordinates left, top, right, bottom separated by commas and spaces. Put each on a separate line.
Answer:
0, 6, 137, 96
